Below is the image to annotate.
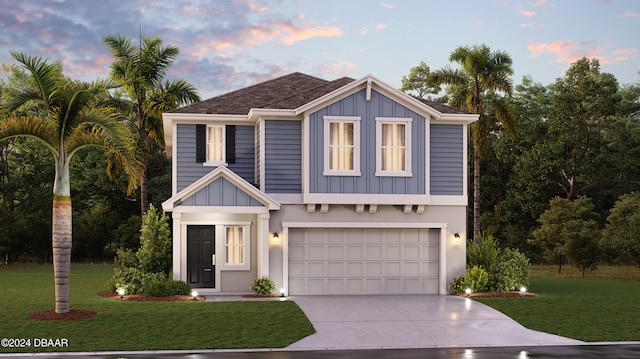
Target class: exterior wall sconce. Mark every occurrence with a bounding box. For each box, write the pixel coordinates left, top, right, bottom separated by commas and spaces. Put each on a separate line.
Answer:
454, 232, 460, 238
273, 232, 279, 243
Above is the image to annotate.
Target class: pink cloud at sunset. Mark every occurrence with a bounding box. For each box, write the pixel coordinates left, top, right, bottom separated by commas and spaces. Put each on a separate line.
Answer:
276, 19, 343, 45
526, 40, 636, 65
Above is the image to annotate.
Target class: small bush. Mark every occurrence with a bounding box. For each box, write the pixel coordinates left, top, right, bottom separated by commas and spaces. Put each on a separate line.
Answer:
114, 248, 139, 270
449, 275, 467, 295
467, 233, 501, 269
465, 265, 489, 293
133, 278, 192, 297
171, 280, 192, 296
488, 248, 531, 292
251, 277, 276, 295
109, 267, 166, 294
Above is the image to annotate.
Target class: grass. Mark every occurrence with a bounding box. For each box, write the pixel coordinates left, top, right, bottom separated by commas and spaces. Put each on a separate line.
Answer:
0, 264, 315, 353
475, 265, 640, 342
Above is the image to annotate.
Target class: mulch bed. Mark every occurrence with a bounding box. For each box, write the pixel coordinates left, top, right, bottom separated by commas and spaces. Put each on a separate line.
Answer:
97, 291, 205, 301
456, 291, 539, 298
29, 309, 97, 321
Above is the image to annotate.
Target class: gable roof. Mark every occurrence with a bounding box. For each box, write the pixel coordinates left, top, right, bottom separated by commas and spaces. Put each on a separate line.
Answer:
162, 166, 281, 212
170, 72, 471, 117
172, 72, 355, 115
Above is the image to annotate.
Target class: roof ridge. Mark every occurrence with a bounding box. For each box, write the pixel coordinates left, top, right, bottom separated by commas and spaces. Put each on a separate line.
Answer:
257, 76, 355, 109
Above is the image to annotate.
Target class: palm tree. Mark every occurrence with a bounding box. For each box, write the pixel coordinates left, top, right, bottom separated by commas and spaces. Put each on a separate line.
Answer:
0, 53, 143, 314
434, 44, 516, 242
103, 34, 201, 217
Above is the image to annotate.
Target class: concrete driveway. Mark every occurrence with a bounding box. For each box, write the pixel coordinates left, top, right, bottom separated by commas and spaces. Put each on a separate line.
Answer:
286, 295, 583, 350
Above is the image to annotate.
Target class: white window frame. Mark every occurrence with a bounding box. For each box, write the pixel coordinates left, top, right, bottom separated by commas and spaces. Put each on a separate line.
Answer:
222, 224, 250, 270
323, 116, 361, 176
205, 124, 225, 166
375, 117, 412, 177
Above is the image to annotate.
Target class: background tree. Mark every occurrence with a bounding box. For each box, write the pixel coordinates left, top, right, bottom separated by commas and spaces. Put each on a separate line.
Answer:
433, 44, 516, 241
0, 53, 143, 314
103, 34, 201, 217
530, 196, 600, 274
400, 61, 441, 100
136, 203, 172, 275
601, 192, 640, 266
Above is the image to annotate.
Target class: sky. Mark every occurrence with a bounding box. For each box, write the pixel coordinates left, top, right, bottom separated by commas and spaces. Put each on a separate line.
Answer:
1, 0, 639, 99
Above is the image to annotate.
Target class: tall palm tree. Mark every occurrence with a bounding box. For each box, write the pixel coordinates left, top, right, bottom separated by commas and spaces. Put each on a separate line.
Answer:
434, 44, 516, 242
103, 34, 201, 217
0, 53, 143, 314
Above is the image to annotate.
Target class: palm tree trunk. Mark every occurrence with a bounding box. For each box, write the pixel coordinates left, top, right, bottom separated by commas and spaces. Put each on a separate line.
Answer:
473, 151, 481, 243
52, 160, 72, 314
52, 196, 72, 313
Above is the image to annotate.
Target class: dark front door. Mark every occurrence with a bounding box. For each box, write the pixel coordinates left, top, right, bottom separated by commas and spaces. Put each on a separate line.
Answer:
187, 225, 215, 288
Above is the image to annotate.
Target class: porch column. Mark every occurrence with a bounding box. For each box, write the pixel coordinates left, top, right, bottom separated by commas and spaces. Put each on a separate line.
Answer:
257, 213, 270, 278
171, 211, 182, 281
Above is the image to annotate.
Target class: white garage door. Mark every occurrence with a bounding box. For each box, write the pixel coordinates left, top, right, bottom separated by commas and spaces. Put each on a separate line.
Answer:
288, 228, 439, 295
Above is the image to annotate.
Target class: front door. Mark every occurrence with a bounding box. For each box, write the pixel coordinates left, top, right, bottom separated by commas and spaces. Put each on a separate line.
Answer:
187, 225, 215, 288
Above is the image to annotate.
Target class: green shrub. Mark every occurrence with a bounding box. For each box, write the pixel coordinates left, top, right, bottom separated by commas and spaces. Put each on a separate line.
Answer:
137, 204, 172, 275
251, 277, 276, 295
465, 265, 489, 293
488, 248, 531, 292
171, 280, 192, 295
114, 248, 139, 270
109, 267, 166, 294
467, 233, 501, 269
128, 278, 192, 297
449, 275, 467, 295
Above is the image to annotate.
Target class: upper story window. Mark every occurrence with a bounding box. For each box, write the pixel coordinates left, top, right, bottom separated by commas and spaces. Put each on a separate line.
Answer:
196, 124, 236, 166
207, 125, 225, 164
376, 117, 412, 177
323, 116, 361, 176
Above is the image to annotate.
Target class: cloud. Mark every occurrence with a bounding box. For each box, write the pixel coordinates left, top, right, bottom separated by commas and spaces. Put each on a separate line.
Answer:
526, 40, 635, 65
275, 17, 343, 45
520, 10, 537, 17
316, 60, 357, 78
375, 24, 388, 30
624, 12, 640, 19
380, 3, 397, 9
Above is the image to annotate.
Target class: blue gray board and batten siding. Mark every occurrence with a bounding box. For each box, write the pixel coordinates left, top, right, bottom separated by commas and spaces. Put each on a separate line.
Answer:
180, 177, 263, 206
308, 88, 427, 195
175, 124, 255, 192
264, 120, 302, 193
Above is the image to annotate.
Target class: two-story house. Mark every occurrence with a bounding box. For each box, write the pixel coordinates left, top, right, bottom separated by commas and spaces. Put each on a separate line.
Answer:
162, 72, 478, 296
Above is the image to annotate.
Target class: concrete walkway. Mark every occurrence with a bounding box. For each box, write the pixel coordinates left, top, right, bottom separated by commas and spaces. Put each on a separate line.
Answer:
285, 295, 583, 350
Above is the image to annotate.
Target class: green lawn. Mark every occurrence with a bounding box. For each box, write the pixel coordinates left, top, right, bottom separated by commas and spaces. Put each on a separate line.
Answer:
0, 264, 314, 353
476, 265, 640, 342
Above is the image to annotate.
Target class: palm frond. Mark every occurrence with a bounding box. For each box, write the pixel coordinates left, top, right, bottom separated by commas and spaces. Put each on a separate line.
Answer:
0, 114, 59, 155
9, 52, 62, 113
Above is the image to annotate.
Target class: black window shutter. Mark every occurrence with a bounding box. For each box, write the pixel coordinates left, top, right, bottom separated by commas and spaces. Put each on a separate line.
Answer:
226, 125, 236, 164
196, 124, 206, 163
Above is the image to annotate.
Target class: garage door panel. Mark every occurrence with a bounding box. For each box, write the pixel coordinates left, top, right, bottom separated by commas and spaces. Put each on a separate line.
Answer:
289, 228, 439, 295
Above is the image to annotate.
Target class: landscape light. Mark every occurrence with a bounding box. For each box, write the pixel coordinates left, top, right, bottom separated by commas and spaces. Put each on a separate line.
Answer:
520, 286, 527, 296
191, 290, 198, 301
118, 288, 125, 300
280, 288, 286, 297
465, 288, 472, 297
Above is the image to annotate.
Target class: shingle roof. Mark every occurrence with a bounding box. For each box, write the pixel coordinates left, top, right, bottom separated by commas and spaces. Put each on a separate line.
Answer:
171, 72, 469, 115
172, 72, 355, 115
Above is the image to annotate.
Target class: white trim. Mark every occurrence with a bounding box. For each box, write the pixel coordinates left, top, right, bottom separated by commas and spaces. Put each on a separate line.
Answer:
375, 117, 413, 177
430, 195, 468, 206
221, 224, 251, 270
171, 122, 178, 195
303, 193, 429, 205
258, 119, 266, 190
172, 206, 270, 214
439, 228, 447, 294
162, 166, 281, 212
302, 114, 310, 195
323, 116, 361, 176
282, 221, 447, 229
